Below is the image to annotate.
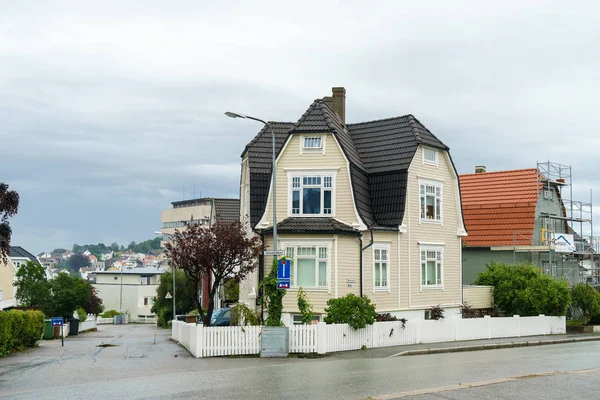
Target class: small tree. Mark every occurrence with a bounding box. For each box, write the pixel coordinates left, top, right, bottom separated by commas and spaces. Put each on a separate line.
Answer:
324, 294, 377, 330
87, 286, 105, 315
14, 261, 50, 308
44, 275, 91, 320
151, 269, 197, 327
261, 258, 286, 326
165, 220, 261, 326
0, 183, 19, 263
297, 287, 314, 324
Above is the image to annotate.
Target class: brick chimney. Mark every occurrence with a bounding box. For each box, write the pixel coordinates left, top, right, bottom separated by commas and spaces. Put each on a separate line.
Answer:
332, 87, 346, 123
475, 165, 487, 173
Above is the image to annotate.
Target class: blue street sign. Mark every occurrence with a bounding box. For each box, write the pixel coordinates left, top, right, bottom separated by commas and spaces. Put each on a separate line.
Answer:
51, 317, 64, 327
277, 280, 290, 289
277, 260, 290, 280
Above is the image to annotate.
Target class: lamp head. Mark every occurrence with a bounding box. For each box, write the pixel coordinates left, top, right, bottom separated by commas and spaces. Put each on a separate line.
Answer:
225, 111, 247, 119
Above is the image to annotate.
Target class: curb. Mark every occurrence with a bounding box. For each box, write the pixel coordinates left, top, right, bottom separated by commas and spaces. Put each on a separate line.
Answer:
388, 336, 600, 357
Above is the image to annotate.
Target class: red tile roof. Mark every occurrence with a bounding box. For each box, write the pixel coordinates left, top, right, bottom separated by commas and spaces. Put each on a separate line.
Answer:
459, 168, 542, 247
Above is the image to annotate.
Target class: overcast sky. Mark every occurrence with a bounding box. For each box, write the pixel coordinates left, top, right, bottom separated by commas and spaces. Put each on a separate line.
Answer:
2, 1, 599, 254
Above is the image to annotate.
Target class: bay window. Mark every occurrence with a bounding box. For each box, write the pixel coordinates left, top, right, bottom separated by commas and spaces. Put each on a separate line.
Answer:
420, 246, 443, 288
420, 180, 442, 222
285, 245, 329, 288
289, 172, 335, 216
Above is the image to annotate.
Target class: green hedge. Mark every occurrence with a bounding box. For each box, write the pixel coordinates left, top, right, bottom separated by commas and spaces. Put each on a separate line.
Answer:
0, 310, 45, 357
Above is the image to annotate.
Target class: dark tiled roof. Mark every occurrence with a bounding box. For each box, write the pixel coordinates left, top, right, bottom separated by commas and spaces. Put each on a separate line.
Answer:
262, 217, 359, 235
243, 98, 453, 229
214, 198, 240, 224
10, 246, 39, 264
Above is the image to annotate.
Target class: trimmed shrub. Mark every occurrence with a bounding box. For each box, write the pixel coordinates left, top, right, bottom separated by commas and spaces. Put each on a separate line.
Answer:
100, 310, 120, 318
475, 262, 571, 316
77, 308, 88, 322
324, 294, 377, 330
0, 310, 44, 357
571, 284, 600, 323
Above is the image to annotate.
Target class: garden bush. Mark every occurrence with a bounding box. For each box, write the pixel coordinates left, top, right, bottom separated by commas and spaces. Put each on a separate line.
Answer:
324, 294, 376, 330
0, 310, 44, 357
571, 284, 600, 323
475, 262, 571, 316
100, 309, 120, 318
77, 308, 88, 322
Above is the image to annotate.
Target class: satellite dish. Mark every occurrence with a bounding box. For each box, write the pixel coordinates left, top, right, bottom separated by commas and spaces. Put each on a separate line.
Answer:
165, 292, 172, 299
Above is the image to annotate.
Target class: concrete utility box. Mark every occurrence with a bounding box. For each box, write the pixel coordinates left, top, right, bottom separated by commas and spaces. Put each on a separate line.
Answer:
260, 326, 289, 358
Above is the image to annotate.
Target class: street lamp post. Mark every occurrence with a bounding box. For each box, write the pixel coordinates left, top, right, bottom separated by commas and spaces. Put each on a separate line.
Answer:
155, 231, 176, 322
225, 111, 277, 251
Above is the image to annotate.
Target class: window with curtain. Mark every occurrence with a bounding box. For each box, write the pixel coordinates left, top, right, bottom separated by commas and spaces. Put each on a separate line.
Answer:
285, 245, 328, 288
420, 247, 443, 287
420, 182, 442, 222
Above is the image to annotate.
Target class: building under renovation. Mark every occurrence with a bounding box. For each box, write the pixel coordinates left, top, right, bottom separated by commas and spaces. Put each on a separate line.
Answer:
460, 161, 597, 286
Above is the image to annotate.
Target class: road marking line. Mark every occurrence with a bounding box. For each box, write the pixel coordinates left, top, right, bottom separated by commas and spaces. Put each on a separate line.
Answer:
364, 368, 600, 399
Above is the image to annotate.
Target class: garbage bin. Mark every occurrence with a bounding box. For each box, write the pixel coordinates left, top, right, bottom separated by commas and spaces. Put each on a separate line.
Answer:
69, 319, 80, 336
43, 319, 54, 340
185, 314, 198, 324
113, 315, 122, 324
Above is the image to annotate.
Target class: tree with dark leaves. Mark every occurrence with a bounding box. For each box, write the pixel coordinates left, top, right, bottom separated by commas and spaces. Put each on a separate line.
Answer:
165, 220, 261, 326
68, 253, 91, 272
0, 183, 19, 263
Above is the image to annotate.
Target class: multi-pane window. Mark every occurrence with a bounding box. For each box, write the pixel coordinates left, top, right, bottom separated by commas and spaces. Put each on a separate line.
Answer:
423, 147, 438, 166
420, 182, 442, 222
420, 247, 443, 287
291, 175, 333, 215
285, 245, 328, 288
163, 219, 208, 229
373, 245, 389, 290
303, 137, 322, 149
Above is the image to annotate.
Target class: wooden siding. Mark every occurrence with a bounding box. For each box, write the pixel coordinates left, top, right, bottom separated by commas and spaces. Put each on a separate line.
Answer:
402, 146, 463, 308
463, 285, 493, 309
264, 234, 360, 314
260, 133, 360, 227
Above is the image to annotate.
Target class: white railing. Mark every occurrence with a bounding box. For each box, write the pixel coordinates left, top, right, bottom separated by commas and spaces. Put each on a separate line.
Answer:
171, 315, 566, 358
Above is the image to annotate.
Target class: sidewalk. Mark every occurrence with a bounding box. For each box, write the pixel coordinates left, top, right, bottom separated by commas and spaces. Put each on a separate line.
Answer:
328, 333, 600, 359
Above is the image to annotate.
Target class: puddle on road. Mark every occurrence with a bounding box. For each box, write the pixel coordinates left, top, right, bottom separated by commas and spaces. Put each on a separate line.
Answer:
97, 343, 119, 348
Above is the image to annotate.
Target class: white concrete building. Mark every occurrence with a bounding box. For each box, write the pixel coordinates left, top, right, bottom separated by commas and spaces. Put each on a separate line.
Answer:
93, 267, 166, 320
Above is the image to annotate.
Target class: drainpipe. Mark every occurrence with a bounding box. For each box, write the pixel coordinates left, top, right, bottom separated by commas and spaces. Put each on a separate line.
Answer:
359, 230, 374, 297
259, 233, 265, 319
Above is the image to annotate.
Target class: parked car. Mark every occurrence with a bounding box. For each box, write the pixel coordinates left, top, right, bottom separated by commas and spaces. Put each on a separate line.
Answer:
210, 308, 231, 326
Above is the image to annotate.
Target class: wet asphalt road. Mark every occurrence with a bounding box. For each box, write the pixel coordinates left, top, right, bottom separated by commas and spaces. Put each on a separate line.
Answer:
1, 324, 599, 400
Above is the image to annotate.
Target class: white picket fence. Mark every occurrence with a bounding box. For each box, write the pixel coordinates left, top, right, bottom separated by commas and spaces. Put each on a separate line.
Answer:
172, 315, 566, 358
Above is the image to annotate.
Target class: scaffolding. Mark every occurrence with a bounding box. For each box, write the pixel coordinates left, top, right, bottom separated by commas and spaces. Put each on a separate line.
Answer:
530, 160, 595, 286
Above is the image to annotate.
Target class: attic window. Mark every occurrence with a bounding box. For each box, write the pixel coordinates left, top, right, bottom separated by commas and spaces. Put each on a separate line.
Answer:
303, 137, 322, 149
423, 148, 438, 166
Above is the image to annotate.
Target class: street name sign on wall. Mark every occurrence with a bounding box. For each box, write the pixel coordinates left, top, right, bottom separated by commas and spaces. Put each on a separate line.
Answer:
277, 259, 290, 289
264, 250, 284, 256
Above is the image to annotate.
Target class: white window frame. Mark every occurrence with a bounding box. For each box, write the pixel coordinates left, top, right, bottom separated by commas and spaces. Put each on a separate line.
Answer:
287, 170, 337, 217
282, 241, 331, 292
300, 135, 326, 155
543, 189, 553, 200
422, 147, 438, 167
420, 245, 444, 290
373, 243, 391, 292
419, 179, 443, 224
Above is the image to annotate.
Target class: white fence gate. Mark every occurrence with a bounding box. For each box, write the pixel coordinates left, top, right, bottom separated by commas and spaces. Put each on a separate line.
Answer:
172, 315, 566, 358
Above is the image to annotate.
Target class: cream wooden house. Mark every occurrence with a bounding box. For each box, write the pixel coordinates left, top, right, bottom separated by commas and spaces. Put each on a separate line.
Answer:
239, 88, 467, 325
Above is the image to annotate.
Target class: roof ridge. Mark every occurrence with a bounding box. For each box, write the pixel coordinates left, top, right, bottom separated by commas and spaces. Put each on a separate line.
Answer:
346, 114, 413, 127
459, 168, 538, 177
